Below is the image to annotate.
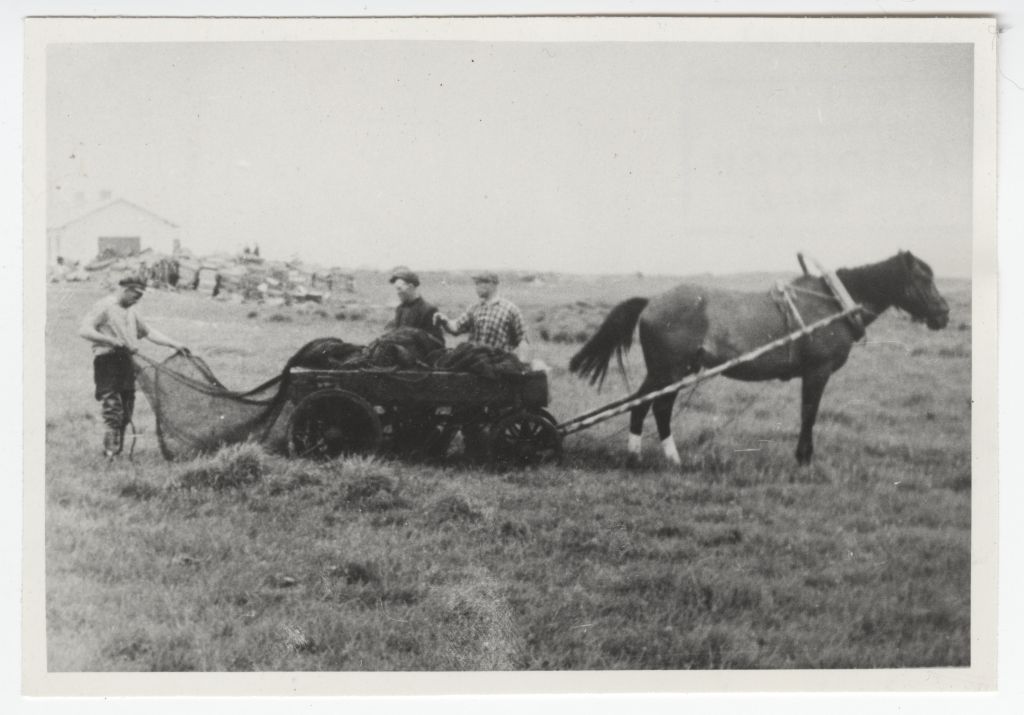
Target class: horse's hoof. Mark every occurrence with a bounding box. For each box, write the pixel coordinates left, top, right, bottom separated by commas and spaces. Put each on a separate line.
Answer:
625, 453, 642, 469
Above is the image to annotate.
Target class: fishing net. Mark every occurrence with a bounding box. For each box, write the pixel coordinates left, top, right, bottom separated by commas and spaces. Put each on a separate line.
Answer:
134, 352, 292, 460
133, 330, 532, 461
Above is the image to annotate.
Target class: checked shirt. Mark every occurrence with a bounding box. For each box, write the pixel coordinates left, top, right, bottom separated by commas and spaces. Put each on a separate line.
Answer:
450, 297, 525, 353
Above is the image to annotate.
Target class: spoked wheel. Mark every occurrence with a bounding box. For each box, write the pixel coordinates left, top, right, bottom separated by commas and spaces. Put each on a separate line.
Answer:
488, 409, 563, 469
287, 389, 383, 460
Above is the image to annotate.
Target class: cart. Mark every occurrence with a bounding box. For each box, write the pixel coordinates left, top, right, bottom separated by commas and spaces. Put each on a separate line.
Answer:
285, 366, 561, 467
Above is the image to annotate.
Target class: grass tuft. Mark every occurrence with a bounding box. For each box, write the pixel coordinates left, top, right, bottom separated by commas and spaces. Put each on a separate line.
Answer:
428, 493, 483, 525
176, 443, 266, 490
118, 478, 161, 500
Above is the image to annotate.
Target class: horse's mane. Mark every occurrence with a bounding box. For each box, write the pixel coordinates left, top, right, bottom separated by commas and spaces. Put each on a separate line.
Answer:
835, 252, 911, 309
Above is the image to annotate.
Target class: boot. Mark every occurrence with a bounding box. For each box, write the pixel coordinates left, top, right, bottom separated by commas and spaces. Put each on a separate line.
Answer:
102, 429, 119, 458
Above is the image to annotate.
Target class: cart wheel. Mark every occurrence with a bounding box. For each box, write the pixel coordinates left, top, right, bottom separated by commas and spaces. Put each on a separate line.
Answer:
536, 408, 559, 427
488, 410, 562, 468
287, 389, 382, 460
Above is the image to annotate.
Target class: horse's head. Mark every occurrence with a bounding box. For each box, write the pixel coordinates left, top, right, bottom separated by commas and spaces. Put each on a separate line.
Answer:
894, 251, 949, 330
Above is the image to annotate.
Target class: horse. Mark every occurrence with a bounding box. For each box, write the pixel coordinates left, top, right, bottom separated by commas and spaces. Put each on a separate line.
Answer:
568, 251, 950, 466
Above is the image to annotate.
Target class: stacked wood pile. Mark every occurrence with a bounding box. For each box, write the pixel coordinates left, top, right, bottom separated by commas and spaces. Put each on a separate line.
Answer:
77, 248, 356, 304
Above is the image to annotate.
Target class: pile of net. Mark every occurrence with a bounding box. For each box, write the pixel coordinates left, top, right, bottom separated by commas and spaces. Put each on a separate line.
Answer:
294, 328, 530, 378
134, 328, 531, 460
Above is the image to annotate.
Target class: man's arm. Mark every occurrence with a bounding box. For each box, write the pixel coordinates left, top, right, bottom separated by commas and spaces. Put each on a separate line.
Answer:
144, 327, 187, 352
423, 307, 445, 343
78, 303, 123, 350
436, 309, 471, 336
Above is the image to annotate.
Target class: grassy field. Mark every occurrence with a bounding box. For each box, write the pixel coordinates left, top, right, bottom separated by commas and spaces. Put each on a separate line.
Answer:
43, 269, 972, 671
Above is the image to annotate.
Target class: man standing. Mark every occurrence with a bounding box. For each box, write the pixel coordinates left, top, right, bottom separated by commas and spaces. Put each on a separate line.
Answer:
387, 267, 445, 345
436, 271, 527, 357
79, 276, 188, 457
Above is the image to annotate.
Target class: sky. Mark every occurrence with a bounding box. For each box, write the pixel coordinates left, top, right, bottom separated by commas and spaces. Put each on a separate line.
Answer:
46, 40, 974, 276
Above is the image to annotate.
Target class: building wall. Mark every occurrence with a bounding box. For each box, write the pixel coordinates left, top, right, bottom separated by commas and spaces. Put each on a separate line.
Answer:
48, 201, 180, 264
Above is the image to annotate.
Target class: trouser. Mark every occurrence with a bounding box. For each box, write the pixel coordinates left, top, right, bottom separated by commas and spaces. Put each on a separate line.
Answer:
100, 391, 135, 447
94, 352, 136, 454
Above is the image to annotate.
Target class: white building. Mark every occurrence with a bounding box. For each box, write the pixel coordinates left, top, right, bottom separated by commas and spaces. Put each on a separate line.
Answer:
47, 197, 181, 265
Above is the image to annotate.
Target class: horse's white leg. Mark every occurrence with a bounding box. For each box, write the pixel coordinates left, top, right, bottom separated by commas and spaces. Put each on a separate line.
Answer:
628, 432, 642, 458
651, 391, 683, 467
660, 435, 682, 466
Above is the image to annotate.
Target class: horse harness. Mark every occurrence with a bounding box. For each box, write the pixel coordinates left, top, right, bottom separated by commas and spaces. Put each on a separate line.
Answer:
771, 271, 867, 359
770, 282, 807, 363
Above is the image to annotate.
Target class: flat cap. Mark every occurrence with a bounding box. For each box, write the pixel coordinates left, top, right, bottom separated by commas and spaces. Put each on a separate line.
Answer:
118, 275, 148, 291
388, 268, 420, 286
471, 271, 499, 284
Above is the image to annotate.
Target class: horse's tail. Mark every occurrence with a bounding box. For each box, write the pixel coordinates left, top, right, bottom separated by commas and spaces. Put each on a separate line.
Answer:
569, 297, 649, 387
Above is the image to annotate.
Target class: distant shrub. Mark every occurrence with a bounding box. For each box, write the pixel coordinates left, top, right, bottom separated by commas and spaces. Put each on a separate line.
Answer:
177, 443, 265, 490
547, 329, 589, 344
335, 308, 368, 321
534, 302, 606, 343
315, 309, 329, 318
247, 311, 258, 319
268, 313, 292, 323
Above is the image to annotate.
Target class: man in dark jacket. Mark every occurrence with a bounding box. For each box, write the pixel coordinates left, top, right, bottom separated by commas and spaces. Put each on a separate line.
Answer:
387, 267, 444, 345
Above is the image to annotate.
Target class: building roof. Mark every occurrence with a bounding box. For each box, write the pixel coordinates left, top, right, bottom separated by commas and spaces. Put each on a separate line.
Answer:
48, 197, 178, 231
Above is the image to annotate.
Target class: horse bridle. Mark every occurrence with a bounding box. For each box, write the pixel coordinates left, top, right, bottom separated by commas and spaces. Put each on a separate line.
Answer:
897, 267, 944, 322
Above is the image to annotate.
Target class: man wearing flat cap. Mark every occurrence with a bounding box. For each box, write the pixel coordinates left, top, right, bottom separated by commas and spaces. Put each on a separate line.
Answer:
436, 271, 527, 356
387, 267, 444, 345
79, 275, 188, 457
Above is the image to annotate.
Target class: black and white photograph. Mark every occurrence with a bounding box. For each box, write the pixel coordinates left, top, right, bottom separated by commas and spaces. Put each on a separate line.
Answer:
18, 11, 1004, 701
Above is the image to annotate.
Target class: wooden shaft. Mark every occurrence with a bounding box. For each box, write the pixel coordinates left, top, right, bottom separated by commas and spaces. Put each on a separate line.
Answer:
558, 305, 863, 436
558, 388, 652, 428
